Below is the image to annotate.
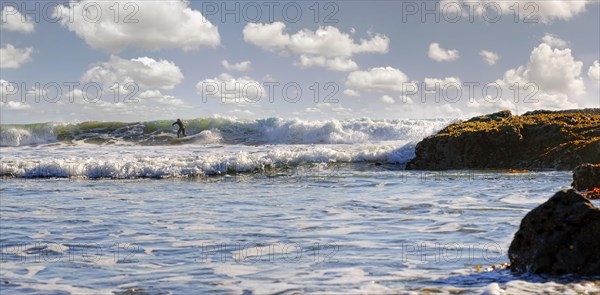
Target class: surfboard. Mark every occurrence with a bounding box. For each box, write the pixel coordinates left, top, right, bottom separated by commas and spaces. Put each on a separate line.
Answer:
168, 135, 189, 143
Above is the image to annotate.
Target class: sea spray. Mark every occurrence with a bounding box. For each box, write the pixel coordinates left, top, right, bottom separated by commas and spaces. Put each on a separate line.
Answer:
0, 118, 453, 178
0, 118, 452, 147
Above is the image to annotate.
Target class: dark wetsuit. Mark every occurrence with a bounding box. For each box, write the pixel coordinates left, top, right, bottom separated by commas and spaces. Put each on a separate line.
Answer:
172, 119, 186, 138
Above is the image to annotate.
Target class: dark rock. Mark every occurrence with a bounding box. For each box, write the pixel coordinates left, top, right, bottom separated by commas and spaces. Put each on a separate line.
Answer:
586, 188, 600, 200
523, 108, 600, 116
508, 189, 600, 275
467, 110, 512, 123
572, 163, 600, 190
406, 110, 600, 170
532, 138, 600, 170
572, 164, 600, 199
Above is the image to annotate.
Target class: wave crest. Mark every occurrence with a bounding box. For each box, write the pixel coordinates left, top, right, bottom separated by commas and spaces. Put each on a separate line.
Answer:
0, 117, 451, 147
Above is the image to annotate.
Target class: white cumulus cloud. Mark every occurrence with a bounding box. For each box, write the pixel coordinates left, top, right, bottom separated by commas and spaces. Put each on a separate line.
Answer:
588, 60, 600, 84
381, 95, 395, 104
0, 101, 31, 110
480, 50, 500, 65
196, 73, 265, 102
346, 67, 410, 92
82, 56, 184, 90
137, 90, 184, 106
428, 43, 459, 62
541, 34, 568, 48
343, 89, 361, 97
499, 43, 585, 96
244, 22, 389, 57
1, 5, 35, 33
55, 0, 220, 52
295, 55, 359, 72
423, 77, 462, 89
222, 60, 252, 72
0, 44, 33, 68
432, 104, 464, 118
495, 43, 584, 111
243, 22, 291, 52
440, 1, 590, 24
243, 22, 389, 71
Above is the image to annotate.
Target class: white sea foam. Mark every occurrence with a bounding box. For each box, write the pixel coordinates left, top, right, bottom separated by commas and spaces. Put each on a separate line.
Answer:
0, 125, 58, 146
1, 118, 449, 179
0, 117, 451, 147
0, 139, 432, 178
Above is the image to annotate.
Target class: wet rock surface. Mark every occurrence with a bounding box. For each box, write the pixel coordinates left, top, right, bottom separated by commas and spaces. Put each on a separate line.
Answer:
572, 164, 600, 199
508, 189, 600, 276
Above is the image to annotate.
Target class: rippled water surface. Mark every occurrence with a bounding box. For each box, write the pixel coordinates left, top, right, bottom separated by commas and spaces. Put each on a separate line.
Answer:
2, 167, 599, 294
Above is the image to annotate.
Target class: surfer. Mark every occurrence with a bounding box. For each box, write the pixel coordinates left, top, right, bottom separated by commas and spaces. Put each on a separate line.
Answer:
172, 118, 186, 138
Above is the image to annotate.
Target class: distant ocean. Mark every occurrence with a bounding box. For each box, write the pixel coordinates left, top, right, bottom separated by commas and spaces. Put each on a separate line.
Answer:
1, 118, 598, 294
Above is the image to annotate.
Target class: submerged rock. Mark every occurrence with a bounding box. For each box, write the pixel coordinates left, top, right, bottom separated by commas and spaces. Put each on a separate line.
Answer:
406, 109, 600, 170
572, 164, 600, 199
508, 189, 600, 275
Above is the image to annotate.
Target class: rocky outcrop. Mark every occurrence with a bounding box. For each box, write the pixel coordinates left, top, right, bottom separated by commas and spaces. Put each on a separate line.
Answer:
466, 110, 512, 123
572, 164, 600, 199
508, 189, 600, 275
523, 108, 600, 116
406, 109, 600, 170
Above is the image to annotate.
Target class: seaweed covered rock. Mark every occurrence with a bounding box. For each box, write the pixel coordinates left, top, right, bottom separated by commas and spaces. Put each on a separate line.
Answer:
466, 110, 512, 123
572, 164, 600, 199
523, 108, 600, 116
508, 189, 600, 275
406, 109, 600, 170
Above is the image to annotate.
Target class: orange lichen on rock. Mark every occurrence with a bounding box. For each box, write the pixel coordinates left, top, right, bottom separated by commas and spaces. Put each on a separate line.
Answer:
508, 169, 530, 173
573, 163, 600, 199
585, 187, 600, 199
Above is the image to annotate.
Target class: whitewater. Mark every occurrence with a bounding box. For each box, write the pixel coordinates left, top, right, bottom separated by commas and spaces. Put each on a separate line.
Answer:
0, 117, 451, 178
2, 117, 599, 294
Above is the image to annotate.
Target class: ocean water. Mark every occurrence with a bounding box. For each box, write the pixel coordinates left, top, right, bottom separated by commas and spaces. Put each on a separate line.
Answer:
1, 118, 599, 294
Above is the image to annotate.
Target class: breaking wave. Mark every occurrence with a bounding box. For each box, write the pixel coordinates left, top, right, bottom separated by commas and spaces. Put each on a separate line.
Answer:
0, 117, 451, 147
0, 117, 452, 178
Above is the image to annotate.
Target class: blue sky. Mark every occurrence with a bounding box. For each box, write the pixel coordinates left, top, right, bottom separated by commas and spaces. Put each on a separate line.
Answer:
1, 0, 599, 124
